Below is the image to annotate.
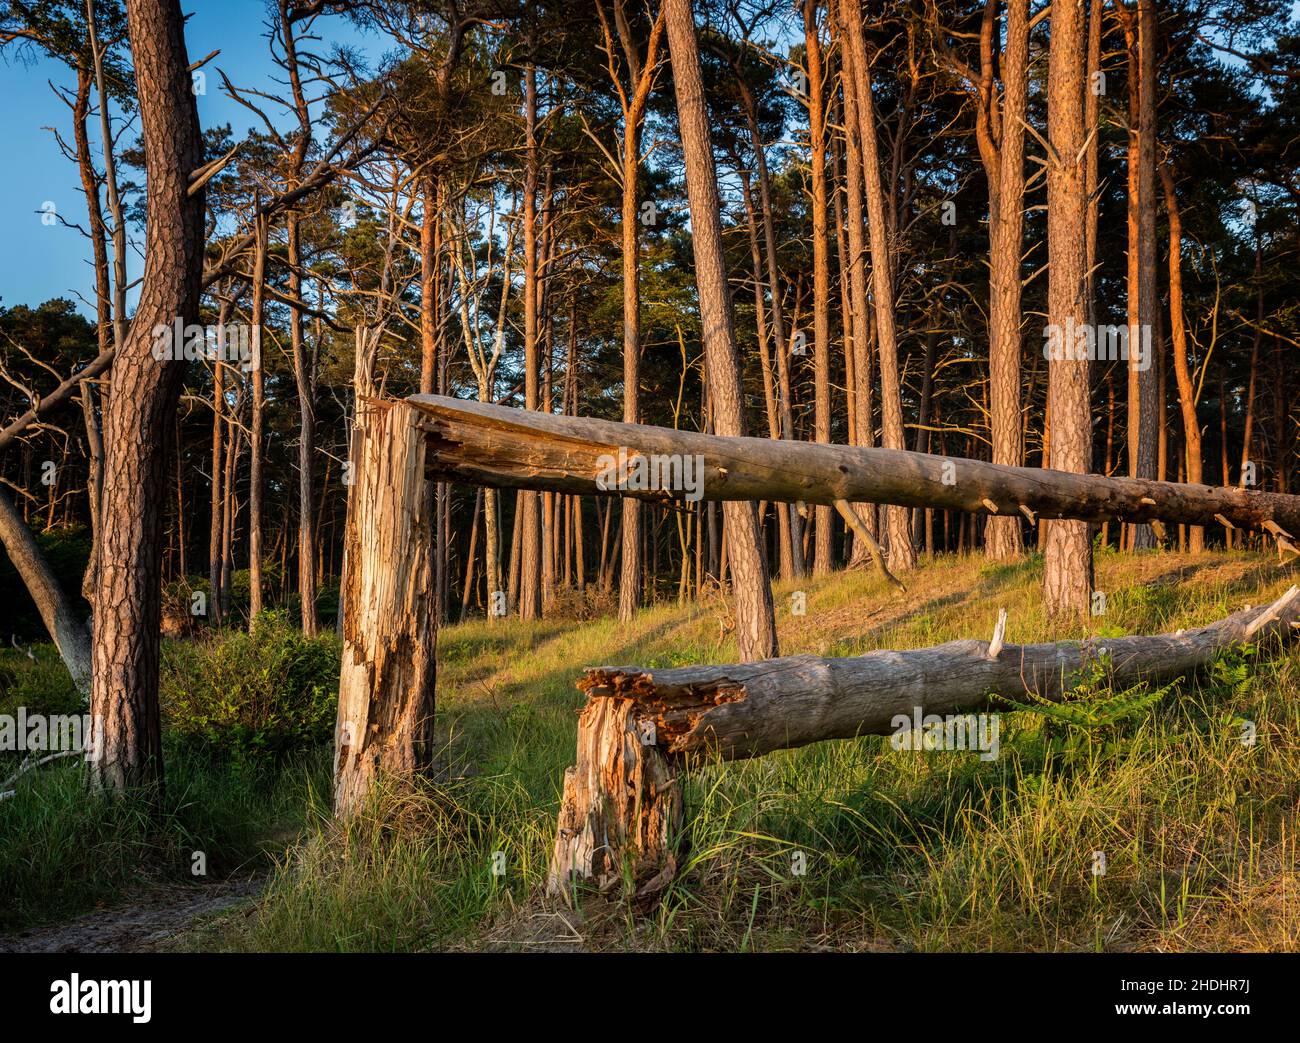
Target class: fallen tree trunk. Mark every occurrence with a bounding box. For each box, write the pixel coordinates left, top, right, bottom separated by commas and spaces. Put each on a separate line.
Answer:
548, 586, 1300, 895
408, 394, 1300, 538
0, 487, 92, 694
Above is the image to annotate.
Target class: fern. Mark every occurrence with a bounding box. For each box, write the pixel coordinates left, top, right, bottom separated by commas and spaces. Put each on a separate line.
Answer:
997, 659, 1177, 732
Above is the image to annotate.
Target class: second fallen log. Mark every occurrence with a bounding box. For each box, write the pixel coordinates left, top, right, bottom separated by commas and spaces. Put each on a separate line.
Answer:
547, 587, 1300, 895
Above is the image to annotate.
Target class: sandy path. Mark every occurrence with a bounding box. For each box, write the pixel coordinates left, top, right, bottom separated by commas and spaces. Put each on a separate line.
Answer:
0, 877, 265, 953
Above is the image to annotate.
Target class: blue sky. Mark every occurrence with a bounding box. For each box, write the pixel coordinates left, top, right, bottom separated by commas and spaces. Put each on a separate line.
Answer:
0, 0, 375, 316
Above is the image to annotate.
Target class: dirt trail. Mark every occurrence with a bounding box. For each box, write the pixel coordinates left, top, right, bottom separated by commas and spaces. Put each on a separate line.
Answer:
0, 877, 265, 953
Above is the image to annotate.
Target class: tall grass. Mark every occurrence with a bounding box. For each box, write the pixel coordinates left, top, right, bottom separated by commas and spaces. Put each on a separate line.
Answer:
0, 745, 330, 932
201, 548, 1300, 952
0, 613, 338, 933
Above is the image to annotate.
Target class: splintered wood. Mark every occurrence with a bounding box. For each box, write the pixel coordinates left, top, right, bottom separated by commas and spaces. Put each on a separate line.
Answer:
547, 696, 682, 900
333, 401, 438, 817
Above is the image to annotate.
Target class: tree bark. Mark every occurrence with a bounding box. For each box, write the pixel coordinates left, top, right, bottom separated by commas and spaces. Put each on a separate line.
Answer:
739, 80, 805, 578
1115, 0, 1160, 549
547, 690, 682, 898
90, 0, 205, 792
737, 170, 792, 578
412, 395, 1300, 536
841, 0, 915, 572
1160, 157, 1205, 551
333, 401, 437, 816
1043, 0, 1094, 619
574, 585, 1300, 763
286, 215, 319, 635
71, 65, 108, 587
1133, 0, 1161, 547
835, 13, 876, 564
805, 0, 834, 575
247, 214, 269, 621
665, 0, 777, 661
985, 0, 1029, 560
519, 63, 542, 622
209, 307, 227, 627
550, 584, 1300, 892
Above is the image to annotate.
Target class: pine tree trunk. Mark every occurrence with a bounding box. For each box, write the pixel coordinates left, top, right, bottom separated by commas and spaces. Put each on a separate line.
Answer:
805, 0, 834, 575
72, 66, 108, 592
287, 215, 319, 635
1043, 0, 1095, 619
519, 63, 542, 621
209, 310, 227, 627
986, 0, 1029, 560
90, 0, 205, 792
1160, 157, 1204, 550
742, 85, 805, 578
247, 215, 269, 620
841, 0, 915, 572
738, 172, 792, 579
619, 118, 644, 622
1239, 259, 1260, 493
1116, 0, 1160, 549
836, 24, 876, 563
665, 0, 777, 662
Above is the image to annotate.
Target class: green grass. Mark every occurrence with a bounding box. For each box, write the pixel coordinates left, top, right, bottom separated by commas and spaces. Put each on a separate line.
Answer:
0, 613, 340, 934
0, 743, 330, 933
194, 548, 1300, 952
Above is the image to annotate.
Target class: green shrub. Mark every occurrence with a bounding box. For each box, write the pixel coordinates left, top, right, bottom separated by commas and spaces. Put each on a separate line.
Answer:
161, 611, 341, 758
0, 644, 83, 718
0, 644, 84, 775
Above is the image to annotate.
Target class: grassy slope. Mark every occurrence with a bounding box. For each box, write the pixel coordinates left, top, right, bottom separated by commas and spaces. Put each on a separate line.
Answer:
197, 547, 1300, 952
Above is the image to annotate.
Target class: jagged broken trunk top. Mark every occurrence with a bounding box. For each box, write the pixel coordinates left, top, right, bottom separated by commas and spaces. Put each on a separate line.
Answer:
333, 401, 438, 816
547, 696, 682, 899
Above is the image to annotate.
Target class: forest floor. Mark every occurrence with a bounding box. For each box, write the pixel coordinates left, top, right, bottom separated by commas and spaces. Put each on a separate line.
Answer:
5, 546, 1299, 951
0, 877, 265, 953
187, 545, 1300, 953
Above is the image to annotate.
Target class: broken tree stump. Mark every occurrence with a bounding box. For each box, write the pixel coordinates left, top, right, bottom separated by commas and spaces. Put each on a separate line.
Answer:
547, 695, 683, 899
548, 587, 1300, 893
333, 400, 438, 817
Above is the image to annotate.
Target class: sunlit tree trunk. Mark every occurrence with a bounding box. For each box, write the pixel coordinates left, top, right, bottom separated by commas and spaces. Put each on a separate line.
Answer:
1160, 157, 1204, 550
90, 0, 206, 791
836, 16, 876, 564
665, 0, 777, 661
840, 0, 915, 572
519, 62, 542, 621
985, 0, 1030, 560
1042, 0, 1094, 619
805, 0, 834, 574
